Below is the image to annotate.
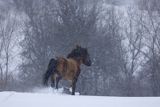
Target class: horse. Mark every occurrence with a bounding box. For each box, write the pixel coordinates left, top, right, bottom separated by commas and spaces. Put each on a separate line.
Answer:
43, 45, 91, 95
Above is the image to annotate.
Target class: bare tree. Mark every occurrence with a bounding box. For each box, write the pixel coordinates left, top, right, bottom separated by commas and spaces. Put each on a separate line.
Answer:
0, 4, 18, 90
144, 1, 160, 96
135, 0, 160, 96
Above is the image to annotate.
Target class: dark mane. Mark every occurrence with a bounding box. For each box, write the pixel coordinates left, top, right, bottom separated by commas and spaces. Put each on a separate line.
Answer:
67, 48, 80, 58
67, 45, 85, 58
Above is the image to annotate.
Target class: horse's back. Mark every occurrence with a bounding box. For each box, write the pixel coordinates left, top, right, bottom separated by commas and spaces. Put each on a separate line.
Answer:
56, 57, 66, 74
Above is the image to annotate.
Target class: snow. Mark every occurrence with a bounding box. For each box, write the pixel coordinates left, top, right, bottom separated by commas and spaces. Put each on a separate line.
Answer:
0, 88, 160, 107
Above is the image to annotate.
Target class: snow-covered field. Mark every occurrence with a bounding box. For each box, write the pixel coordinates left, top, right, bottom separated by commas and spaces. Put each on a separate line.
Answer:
0, 88, 160, 107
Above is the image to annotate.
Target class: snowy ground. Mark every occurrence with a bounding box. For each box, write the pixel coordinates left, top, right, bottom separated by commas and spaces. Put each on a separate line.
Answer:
0, 88, 160, 107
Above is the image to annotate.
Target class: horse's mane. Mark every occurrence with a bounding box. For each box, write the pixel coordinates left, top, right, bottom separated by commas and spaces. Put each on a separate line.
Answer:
67, 48, 80, 58
67, 46, 83, 58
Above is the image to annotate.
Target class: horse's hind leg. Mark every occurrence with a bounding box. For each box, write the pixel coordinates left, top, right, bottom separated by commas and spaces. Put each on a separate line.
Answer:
51, 75, 55, 88
55, 75, 62, 89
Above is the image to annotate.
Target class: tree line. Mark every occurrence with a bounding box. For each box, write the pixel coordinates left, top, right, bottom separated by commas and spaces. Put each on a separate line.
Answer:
0, 0, 160, 96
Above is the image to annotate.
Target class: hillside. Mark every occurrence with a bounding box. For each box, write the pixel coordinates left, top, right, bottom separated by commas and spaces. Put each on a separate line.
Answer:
0, 89, 160, 107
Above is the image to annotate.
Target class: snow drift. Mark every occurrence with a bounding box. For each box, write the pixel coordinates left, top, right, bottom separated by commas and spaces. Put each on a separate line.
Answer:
0, 88, 160, 107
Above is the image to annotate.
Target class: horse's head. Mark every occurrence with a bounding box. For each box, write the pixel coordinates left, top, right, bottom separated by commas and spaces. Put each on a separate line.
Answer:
67, 45, 91, 66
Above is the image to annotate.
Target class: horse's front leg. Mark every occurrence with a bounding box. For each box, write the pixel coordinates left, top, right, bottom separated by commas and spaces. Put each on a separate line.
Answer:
71, 71, 80, 95
71, 78, 77, 95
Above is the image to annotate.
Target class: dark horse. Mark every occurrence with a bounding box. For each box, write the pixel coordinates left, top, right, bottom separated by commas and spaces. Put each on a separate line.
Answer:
43, 45, 91, 95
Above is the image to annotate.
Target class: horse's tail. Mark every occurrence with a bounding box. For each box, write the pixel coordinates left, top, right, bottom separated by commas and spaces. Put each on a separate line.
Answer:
43, 58, 57, 86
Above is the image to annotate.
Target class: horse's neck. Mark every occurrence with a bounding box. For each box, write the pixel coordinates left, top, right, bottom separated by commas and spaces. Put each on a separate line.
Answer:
74, 58, 83, 65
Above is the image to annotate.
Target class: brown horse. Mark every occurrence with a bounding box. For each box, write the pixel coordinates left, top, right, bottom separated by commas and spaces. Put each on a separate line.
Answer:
43, 45, 91, 95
